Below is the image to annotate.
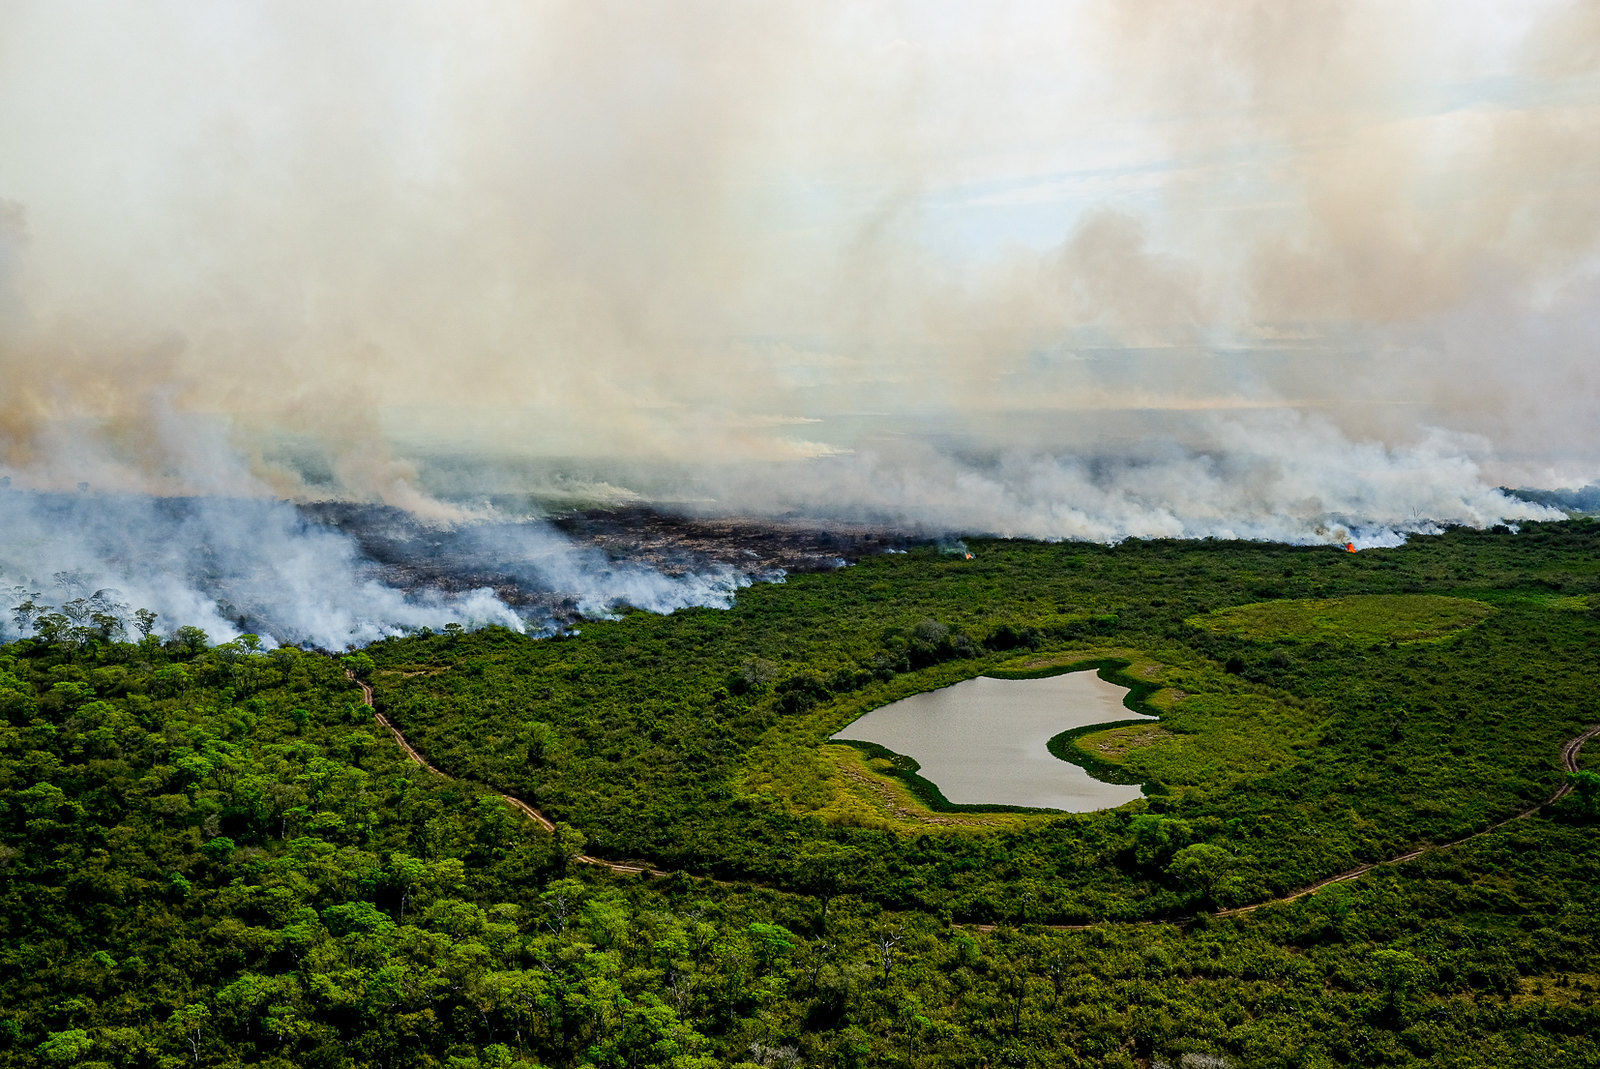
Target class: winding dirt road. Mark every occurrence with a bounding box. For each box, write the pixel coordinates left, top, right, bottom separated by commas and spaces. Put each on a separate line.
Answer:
977, 721, 1600, 930
350, 670, 1596, 922
1209, 721, 1600, 918
350, 672, 665, 877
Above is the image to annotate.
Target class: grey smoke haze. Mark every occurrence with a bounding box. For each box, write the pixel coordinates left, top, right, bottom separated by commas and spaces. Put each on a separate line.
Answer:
0, 488, 520, 647
0, 1, 1595, 636
688, 413, 1561, 545
0, 485, 771, 648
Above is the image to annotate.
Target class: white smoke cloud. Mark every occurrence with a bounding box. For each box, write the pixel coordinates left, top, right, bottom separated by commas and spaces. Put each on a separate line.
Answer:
0, 1, 1594, 640
684, 412, 1563, 543
2, 2, 1596, 470
447, 521, 766, 618
0, 482, 780, 648
0, 487, 518, 648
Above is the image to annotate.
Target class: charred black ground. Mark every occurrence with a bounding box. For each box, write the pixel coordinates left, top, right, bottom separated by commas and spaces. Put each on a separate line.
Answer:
548, 506, 918, 574
298, 501, 920, 617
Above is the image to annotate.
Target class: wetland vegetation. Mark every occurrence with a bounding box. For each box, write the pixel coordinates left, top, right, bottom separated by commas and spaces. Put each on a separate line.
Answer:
1186, 594, 1495, 645
2, 519, 1598, 1067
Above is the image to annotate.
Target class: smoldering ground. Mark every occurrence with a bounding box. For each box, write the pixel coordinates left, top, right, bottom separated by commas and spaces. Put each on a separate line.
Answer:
0, 488, 870, 648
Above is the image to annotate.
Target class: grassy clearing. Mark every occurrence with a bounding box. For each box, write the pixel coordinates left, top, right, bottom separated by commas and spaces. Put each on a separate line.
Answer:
809, 744, 1037, 832
1090, 691, 1317, 789
1051, 652, 1324, 795
1077, 723, 1175, 758
1187, 593, 1493, 644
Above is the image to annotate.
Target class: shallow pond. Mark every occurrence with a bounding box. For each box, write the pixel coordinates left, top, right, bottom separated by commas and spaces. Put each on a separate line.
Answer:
831, 670, 1153, 811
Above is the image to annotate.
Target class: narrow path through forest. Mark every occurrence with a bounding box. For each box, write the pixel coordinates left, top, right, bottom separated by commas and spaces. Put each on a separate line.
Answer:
349, 671, 666, 877
349, 670, 1595, 925
1203, 721, 1600, 917
977, 721, 1600, 931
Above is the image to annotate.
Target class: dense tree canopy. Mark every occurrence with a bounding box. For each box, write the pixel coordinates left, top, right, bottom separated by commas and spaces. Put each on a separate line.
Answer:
1, 520, 1597, 1066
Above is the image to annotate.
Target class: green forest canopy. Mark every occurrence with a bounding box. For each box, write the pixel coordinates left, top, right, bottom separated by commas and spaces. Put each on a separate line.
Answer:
2, 519, 1598, 1067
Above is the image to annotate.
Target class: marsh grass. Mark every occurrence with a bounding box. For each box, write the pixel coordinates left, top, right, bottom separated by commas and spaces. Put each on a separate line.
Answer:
1187, 593, 1493, 644
1077, 722, 1176, 757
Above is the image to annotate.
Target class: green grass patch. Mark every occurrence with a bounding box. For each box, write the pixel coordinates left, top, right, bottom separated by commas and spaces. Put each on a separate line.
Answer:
1051, 656, 1324, 795
1085, 691, 1318, 789
1075, 722, 1176, 758
1187, 593, 1493, 644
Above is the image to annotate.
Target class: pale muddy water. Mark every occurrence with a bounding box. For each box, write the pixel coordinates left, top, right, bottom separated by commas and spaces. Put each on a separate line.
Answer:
831, 670, 1154, 811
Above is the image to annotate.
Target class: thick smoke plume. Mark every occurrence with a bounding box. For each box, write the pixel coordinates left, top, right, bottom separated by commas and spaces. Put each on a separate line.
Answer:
0, 484, 768, 649
0, 488, 520, 648
1, 2, 1595, 638
696, 414, 1560, 545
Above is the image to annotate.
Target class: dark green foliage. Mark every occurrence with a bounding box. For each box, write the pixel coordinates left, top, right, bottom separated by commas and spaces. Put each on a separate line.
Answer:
1, 518, 1598, 1066
1570, 770, 1600, 818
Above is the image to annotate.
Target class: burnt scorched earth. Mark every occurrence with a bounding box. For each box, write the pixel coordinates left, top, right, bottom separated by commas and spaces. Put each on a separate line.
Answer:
549, 506, 915, 573
298, 501, 917, 618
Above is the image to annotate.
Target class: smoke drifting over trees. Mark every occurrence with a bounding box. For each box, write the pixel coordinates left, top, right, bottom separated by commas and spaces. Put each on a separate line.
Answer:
0, 2, 1595, 637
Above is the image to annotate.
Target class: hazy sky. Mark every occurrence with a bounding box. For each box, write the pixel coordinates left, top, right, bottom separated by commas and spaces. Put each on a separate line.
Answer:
1, 1, 1596, 518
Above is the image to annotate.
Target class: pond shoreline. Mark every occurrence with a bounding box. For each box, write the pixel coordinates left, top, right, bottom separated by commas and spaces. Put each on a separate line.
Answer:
830, 660, 1164, 813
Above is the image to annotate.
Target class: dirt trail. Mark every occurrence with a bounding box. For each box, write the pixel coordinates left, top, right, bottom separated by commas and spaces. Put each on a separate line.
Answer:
972, 722, 1600, 932
350, 670, 1595, 924
349, 671, 666, 877
1210, 721, 1600, 918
